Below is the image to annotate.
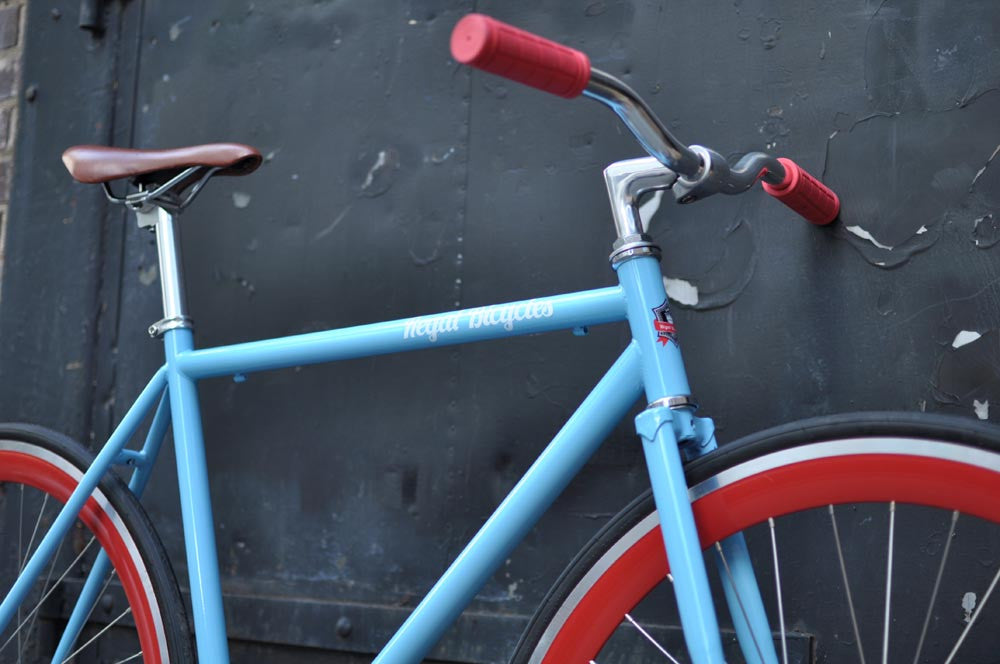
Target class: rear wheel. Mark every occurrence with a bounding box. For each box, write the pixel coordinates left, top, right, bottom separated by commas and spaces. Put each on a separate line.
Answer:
513, 413, 1000, 663
0, 424, 193, 663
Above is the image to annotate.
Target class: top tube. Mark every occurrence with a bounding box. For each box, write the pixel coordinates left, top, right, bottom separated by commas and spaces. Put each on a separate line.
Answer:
173, 287, 627, 379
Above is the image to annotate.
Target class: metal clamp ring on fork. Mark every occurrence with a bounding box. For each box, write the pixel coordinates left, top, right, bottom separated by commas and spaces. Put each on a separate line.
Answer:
646, 395, 698, 411
148, 315, 194, 338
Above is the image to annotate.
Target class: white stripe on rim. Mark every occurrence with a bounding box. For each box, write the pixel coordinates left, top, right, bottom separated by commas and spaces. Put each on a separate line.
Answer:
528, 436, 1000, 663
0, 440, 169, 663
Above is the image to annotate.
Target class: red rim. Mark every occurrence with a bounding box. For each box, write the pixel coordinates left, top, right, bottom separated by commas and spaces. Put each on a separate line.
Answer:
539, 453, 1000, 662
2, 450, 163, 664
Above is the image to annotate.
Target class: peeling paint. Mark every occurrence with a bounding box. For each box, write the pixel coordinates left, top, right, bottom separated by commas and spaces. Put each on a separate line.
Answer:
361, 151, 388, 189
970, 144, 1000, 193
663, 276, 699, 306
315, 205, 352, 240
866, 4, 999, 112
932, 328, 1000, 407
846, 225, 894, 251
169, 16, 191, 42
973, 214, 1000, 248
952, 330, 982, 349
638, 190, 665, 232
824, 92, 1000, 267
974, 399, 989, 420
427, 146, 456, 164
962, 592, 977, 622
657, 216, 756, 310
359, 148, 400, 197
138, 264, 158, 286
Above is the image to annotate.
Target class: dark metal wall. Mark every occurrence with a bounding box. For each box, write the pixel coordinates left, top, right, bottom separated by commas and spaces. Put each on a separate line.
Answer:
2, 0, 999, 661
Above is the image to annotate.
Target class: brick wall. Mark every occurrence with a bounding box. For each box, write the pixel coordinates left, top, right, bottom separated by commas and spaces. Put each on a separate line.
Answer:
0, 0, 24, 284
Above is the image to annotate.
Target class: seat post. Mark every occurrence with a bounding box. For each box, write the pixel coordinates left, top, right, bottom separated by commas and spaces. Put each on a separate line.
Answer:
135, 206, 194, 337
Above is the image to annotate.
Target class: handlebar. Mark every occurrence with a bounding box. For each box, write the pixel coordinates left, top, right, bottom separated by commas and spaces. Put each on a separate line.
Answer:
450, 13, 590, 99
450, 13, 840, 226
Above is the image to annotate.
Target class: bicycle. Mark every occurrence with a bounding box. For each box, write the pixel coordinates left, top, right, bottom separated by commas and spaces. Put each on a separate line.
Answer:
2, 12, 1000, 664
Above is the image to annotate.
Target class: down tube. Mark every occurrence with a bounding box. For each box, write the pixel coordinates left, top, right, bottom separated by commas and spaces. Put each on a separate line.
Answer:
374, 343, 645, 664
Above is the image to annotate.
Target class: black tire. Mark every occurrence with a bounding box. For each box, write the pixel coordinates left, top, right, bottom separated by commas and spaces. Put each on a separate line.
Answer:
0, 423, 193, 663
512, 412, 1000, 663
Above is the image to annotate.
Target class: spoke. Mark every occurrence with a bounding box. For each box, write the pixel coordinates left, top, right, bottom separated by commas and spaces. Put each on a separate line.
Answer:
624, 613, 681, 664
77, 570, 119, 634
20, 494, 50, 572
829, 504, 867, 664
943, 562, 1000, 664
54, 568, 119, 661
0, 537, 96, 654
769, 518, 788, 664
714, 541, 766, 664
111, 652, 143, 664
881, 502, 895, 664
912, 510, 959, 664
62, 606, 133, 663
17, 527, 69, 661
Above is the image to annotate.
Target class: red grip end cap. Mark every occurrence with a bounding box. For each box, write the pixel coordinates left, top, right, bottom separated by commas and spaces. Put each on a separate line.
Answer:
762, 157, 841, 225
450, 14, 591, 99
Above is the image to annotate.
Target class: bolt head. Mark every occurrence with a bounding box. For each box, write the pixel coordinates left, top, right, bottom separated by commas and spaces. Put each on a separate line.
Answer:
335, 616, 352, 638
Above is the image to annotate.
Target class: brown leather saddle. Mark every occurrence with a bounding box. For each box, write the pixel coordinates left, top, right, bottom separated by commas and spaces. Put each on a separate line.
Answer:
62, 143, 263, 210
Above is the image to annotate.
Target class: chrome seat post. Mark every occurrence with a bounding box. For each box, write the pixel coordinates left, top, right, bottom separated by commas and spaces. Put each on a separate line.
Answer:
134, 206, 194, 337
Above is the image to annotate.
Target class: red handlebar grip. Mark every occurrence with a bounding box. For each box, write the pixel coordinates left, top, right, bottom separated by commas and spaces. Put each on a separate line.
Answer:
762, 158, 840, 225
450, 14, 591, 99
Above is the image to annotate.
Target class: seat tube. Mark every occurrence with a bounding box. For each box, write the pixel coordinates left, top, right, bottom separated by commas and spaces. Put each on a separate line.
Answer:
616, 253, 726, 664
165, 330, 230, 662
145, 205, 231, 663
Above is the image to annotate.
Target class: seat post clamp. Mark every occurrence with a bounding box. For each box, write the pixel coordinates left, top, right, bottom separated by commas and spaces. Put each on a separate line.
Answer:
148, 315, 194, 338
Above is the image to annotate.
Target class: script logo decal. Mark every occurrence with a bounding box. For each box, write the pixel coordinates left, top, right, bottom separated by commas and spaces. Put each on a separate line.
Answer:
403, 300, 555, 342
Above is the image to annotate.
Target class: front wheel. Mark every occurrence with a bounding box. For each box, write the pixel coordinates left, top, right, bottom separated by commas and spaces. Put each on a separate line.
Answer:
0, 424, 193, 663
513, 412, 1000, 663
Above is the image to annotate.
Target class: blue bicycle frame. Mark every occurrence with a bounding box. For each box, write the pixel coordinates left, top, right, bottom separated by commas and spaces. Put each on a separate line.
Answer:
0, 206, 779, 663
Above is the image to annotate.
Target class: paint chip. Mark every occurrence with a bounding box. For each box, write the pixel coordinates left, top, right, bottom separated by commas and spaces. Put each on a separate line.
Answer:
168, 16, 191, 42
846, 225, 894, 251
639, 191, 665, 232
138, 264, 158, 286
974, 400, 989, 420
314, 205, 352, 240
952, 330, 982, 349
663, 276, 699, 306
963, 592, 977, 622
362, 150, 389, 190
232, 192, 251, 208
